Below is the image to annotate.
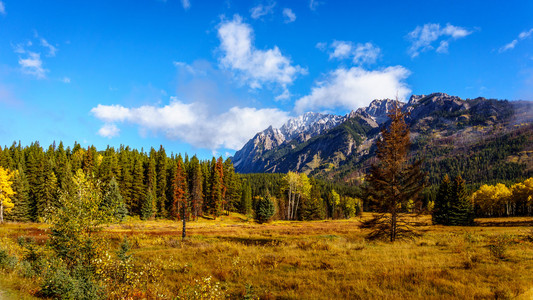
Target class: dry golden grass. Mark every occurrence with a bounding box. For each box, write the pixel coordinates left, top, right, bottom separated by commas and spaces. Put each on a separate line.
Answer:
1, 213, 533, 299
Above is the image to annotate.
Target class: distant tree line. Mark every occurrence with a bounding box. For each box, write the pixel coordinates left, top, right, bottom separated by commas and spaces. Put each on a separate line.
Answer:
0, 141, 362, 224
240, 172, 362, 222
0, 141, 242, 222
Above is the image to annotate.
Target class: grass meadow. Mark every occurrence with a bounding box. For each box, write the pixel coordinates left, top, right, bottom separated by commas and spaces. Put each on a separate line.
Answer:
1, 213, 533, 299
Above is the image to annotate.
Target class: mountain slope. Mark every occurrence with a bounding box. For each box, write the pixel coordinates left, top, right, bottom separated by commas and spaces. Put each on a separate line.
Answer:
233, 93, 533, 185
232, 112, 345, 173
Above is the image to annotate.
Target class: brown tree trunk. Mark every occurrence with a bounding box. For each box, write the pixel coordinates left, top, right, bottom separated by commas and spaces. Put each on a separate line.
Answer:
1, 198, 4, 224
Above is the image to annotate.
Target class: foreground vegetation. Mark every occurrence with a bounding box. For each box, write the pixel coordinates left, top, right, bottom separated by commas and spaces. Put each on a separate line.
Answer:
1, 214, 533, 299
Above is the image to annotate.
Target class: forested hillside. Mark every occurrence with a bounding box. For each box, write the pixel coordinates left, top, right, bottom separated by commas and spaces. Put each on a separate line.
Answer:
233, 94, 533, 187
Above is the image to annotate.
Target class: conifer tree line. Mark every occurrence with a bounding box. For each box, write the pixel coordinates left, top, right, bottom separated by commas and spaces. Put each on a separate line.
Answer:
432, 174, 475, 226
0, 141, 242, 222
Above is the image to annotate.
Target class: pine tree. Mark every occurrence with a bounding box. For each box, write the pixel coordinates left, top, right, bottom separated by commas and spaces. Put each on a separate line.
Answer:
6, 164, 31, 222
223, 158, 241, 213
25, 145, 44, 221
240, 183, 252, 215
255, 195, 275, 223
171, 158, 188, 220
188, 156, 203, 220
433, 174, 452, 225
363, 101, 426, 242
36, 159, 58, 219
207, 158, 223, 218
140, 190, 155, 220
155, 146, 168, 217
449, 175, 475, 226
131, 156, 145, 216
101, 177, 128, 222
173, 159, 189, 239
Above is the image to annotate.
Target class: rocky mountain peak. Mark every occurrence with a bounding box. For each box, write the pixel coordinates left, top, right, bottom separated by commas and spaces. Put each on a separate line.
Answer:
353, 98, 404, 124
408, 93, 462, 106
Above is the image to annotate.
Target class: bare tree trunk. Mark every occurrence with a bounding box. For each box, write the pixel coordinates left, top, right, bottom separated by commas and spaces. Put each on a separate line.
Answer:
293, 194, 301, 220
0, 199, 3, 224
287, 187, 292, 220
182, 204, 186, 240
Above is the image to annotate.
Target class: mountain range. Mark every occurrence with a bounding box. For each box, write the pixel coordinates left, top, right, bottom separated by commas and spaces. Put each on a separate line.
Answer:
232, 93, 533, 185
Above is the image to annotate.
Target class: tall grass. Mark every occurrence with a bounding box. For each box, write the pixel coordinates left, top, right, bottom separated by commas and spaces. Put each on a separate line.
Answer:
1, 214, 532, 299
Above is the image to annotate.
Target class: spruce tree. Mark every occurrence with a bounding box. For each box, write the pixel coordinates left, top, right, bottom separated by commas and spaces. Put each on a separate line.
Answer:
449, 175, 475, 226
433, 174, 452, 225
188, 156, 203, 220
140, 190, 155, 220
131, 157, 145, 215
101, 177, 128, 222
155, 146, 168, 217
171, 159, 188, 220
363, 101, 426, 242
6, 164, 31, 222
36, 159, 58, 219
240, 183, 252, 215
207, 158, 223, 218
255, 195, 275, 224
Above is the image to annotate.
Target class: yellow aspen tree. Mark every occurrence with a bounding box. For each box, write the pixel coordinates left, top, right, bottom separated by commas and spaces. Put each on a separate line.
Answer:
0, 166, 15, 223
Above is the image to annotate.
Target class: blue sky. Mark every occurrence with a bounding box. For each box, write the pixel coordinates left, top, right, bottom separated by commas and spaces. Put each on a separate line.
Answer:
0, 0, 532, 158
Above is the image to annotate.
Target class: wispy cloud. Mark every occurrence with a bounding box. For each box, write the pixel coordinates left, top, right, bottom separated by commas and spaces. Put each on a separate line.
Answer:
91, 97, 290, 150
217, 15, 306, 98
61, 77, 71, 83
294, 66, 411, 113
499, 28, 533, 52
309, 0, 322, 11
0, 1, 6, 15
407, 23, 472, 58
181, 0, 190, 10
282, 8, 296, 23
13, 33, 58, 78
18, 52, 47, 79
39, 37, 57, 57
250, 2, 276, 19
322, 41, 381, 65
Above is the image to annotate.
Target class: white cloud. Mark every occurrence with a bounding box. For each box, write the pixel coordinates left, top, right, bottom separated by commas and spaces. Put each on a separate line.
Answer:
173, 61, 200, 75
39, 37, 57, 57
407, 23, 472, 58
98, 124, 120, 138
518, 29, 533, 40
91, 98, 289, 150
329, 41, 352, 59
309, 0, 322, 11
436, 40, 449, 53
326, 41, 381, 65
250, 2, 276, 19
13, 34, 58, 78
499, 28, 533, 53
352, 43, 380, 65
18, 52, 47, 79
315, 42, 327, 51
61, 77, 71, 83
294, 66, 411, 113
282, 8, 296, 23
181, 0, 190, 10
217, 15, 306, 96
0, 1, 5, 15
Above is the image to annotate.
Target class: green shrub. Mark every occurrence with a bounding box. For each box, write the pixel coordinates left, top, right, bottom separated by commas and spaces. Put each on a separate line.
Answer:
0, 248, 18, 271
255, 195, 275, 224
40, 260, 103, 300
489, 235, 510, 260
